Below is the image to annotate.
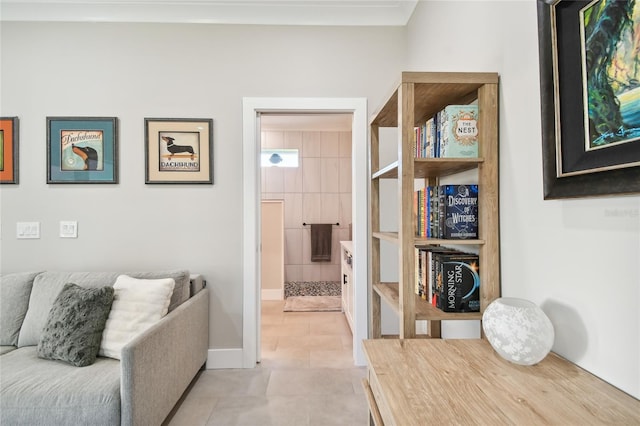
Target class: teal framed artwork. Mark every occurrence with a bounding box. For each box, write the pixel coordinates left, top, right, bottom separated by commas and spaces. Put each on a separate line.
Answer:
538, 0, 640, 198
47, 117, 118, 184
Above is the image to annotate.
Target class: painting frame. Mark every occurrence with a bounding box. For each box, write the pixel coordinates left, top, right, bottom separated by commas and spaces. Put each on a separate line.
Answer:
47, 116, 118, 184
537, 0, 640, 199
0, 117, 19, 184
144, 118, 213, 184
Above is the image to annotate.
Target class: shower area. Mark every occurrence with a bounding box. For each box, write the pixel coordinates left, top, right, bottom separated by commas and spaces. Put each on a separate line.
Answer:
260, 113, 352, 304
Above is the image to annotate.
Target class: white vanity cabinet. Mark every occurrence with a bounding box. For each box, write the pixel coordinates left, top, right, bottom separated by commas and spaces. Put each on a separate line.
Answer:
340, 241, 354, 333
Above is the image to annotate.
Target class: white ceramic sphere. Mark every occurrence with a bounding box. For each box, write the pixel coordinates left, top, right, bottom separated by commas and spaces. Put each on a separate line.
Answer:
482, 297, 554, 366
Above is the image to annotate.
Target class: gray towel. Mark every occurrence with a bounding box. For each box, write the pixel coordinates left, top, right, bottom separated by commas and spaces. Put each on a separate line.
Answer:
310, 224, 332, 262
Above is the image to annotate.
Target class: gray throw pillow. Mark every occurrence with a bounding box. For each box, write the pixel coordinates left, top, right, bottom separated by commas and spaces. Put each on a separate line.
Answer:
37, 283, 114, 367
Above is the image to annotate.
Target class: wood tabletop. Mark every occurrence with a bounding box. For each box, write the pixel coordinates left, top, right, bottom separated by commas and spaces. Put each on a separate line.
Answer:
363, 339, 640, 426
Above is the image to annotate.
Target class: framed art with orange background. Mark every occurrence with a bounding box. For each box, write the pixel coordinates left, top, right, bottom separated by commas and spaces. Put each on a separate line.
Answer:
0, 117, 19, 184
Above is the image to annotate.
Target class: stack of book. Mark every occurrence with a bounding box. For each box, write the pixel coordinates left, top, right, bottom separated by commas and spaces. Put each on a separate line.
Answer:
414, 246, 480, 312
413, 104, 479, 158
414, 184, 479, 239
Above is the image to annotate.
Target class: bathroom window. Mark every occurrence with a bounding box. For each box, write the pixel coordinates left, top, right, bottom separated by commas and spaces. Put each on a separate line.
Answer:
261, 149, 299, 167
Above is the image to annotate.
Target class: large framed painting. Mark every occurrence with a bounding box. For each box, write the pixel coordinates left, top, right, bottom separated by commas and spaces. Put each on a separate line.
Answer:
0, 117, 19, 184
47, 117, 118, 184
144, 118, 213, 184
538, 0, 640, 198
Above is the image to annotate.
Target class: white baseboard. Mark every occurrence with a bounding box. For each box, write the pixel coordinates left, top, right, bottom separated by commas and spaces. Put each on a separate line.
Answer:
261, 289, 283, 300
206, 348, 245, 369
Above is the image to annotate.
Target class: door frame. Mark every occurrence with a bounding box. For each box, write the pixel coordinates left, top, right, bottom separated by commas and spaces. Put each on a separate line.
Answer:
242, 97, 369, 367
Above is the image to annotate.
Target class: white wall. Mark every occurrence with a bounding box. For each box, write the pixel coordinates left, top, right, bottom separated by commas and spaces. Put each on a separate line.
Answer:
404, 1, 640, 398
0, 22, 406, 350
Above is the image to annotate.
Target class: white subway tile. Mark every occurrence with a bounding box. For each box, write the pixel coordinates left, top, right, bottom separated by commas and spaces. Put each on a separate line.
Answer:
302, 131, 321, 157
263, 131, 284, 149
302, 194, 323, 225
339, 131, 352, 158
321, 132, 340, 157
283, 193, 303, 229
283, 166, 303, 193
302, 158, 321, 193
339, 193, 352, 228
320, 194, 339, 224
285, 265, 303, 283
265, 166, 284, 193
321, 158, 339, 193
338, 158, 351, 193
284, 228, 303, 265
284, 131, 303, 151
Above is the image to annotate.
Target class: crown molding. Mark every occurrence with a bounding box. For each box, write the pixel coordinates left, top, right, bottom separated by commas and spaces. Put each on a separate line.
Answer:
0, 0, 418, 25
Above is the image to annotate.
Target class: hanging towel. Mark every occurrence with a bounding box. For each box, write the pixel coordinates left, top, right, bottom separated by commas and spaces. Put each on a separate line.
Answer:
310, 224, 332, 262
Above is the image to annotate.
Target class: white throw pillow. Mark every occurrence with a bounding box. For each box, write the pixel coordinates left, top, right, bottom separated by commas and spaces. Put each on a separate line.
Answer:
99, 275, 175, 360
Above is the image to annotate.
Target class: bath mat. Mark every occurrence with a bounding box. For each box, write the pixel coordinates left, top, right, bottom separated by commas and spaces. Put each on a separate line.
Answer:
283, 296, 341, 312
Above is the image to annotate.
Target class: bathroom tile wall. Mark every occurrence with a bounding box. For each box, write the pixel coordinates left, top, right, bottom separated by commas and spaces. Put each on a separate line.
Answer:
262, 130, 352, 283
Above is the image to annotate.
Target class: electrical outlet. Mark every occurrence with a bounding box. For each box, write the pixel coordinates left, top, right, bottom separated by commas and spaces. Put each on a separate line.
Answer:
60, 221, 78, 238
17, 222, 40, 239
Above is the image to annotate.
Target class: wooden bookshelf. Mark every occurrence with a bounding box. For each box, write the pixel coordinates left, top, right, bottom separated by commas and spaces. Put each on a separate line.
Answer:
370, 72, 500, 339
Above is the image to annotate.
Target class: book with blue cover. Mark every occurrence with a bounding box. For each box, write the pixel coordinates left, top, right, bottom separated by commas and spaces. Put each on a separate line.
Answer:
440, 105, 479, 158
441, 184, 479, 239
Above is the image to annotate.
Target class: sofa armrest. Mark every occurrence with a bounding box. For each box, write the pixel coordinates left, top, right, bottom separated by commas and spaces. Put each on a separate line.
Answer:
120, 288, 209, 426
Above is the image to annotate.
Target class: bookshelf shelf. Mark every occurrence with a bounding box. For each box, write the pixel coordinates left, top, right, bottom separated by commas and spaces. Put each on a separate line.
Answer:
370, 71, 500, 339
372, 232, 484, 246
373, 282, 483, 321
372, 158, 483, 180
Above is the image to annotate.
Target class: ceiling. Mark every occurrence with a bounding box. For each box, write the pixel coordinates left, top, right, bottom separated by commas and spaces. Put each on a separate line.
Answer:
0, 0, 418, 25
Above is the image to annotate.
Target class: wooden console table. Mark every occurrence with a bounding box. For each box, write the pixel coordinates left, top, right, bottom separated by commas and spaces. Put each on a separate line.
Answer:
362, 339, 640, 425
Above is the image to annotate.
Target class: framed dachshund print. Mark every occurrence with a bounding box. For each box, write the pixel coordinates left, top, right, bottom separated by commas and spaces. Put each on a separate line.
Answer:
0, 117, 19, 184
538, 0, 640, 198
144, 118, 213, 184
47, 117, 118, 184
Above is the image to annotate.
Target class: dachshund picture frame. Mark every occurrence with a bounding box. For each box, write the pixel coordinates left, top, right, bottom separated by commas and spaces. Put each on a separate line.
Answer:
144, 118, 213, 184
46, 116, 118, 184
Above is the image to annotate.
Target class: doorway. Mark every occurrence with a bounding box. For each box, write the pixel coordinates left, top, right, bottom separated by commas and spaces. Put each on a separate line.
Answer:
242, 97, 369, 368
260, 113, 351, 300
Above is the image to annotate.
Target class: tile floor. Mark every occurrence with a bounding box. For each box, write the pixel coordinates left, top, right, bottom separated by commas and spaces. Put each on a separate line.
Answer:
165, 300, 368, 425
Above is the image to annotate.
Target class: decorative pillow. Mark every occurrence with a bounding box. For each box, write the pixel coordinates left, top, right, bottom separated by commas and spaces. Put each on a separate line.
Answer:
17, 270, 189, 347
99, 275, 175, 360
37, 283, 114, 367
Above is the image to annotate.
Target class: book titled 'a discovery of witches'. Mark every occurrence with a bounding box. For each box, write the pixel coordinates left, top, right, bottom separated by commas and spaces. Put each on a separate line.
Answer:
441, 184, 478, 239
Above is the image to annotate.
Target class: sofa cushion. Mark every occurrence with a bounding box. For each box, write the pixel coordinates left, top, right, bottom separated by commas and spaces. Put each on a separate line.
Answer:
0, 272, 40, 346
0, 346, 16, 355
0, 346, 121, 426
128, 270, 189, 312
37, 283, 114, 367
99, 275, 174, 360
17, 270, 190, 347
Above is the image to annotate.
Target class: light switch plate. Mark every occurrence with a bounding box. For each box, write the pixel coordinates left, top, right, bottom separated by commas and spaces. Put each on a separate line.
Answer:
17, 222, 40, 239
60, 221, 78, 238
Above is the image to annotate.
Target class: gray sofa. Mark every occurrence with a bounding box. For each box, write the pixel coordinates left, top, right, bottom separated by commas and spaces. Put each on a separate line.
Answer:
0, 270, 209, 426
